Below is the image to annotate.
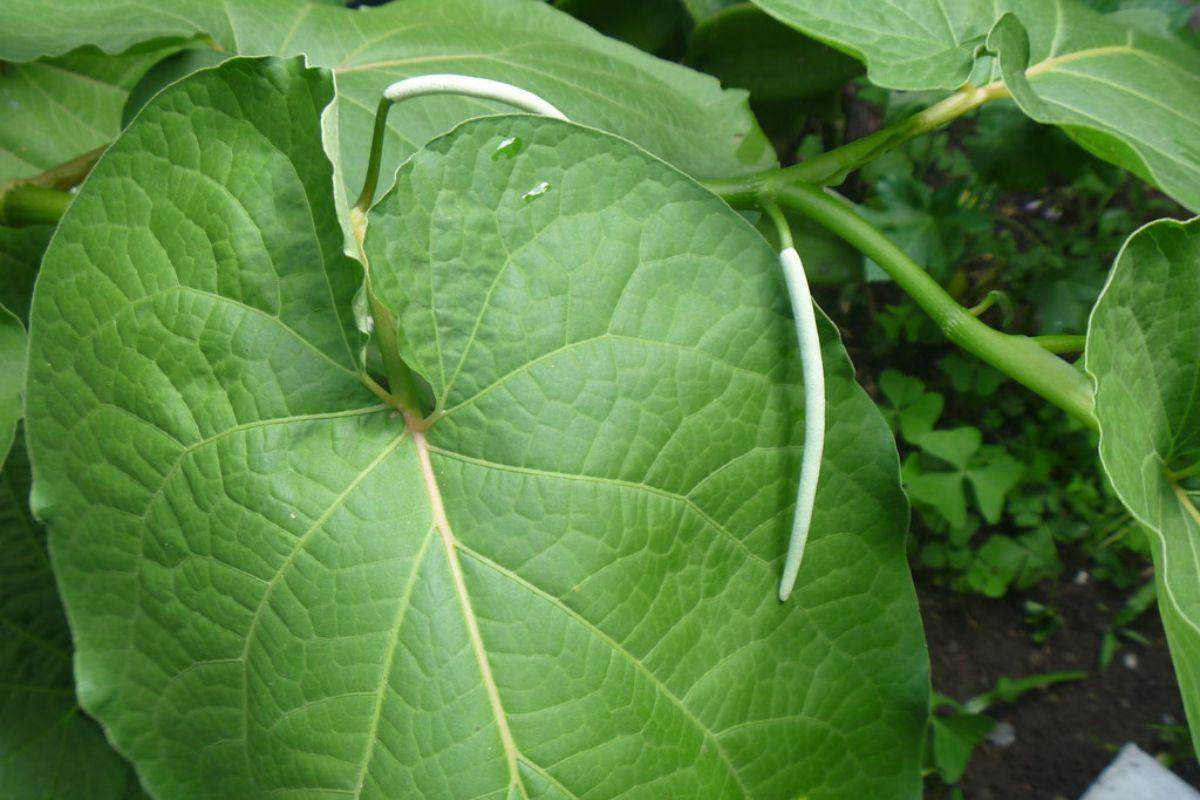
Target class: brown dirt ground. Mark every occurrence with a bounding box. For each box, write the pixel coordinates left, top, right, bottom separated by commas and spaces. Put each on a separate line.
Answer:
919, 572, 1200, 799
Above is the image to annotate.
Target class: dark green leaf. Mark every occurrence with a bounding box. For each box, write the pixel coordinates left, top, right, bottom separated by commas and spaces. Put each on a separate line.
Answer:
966, 450, 1026, 524
685, 5, 862, 103
0, 225, 51, 327
0, 305, 25, 465
930, 713, 994, 783
0, 436, 148, 799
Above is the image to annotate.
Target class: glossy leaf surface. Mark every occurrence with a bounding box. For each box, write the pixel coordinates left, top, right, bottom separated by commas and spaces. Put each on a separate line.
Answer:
749, 0, 1200, 211
26, 57, 927, 799
1088, 217, 1200, 751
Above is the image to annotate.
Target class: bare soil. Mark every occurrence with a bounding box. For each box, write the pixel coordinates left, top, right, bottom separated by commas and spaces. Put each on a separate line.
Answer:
919, 573, 1199, 799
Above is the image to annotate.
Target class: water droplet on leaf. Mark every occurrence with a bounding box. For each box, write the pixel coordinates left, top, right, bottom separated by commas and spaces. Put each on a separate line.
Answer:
522, 180, 551, 203
491, 135, 523, 160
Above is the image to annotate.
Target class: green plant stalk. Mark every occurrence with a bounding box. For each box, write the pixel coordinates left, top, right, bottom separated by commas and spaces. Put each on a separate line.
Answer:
0, 185, 72, 226
349, 202, 425, 418
353, 97, 392, 214
738, 81, 1008, 191
777, 184, 1095, 427
1032, 334, 1086, 354
709, 178, 1096, 428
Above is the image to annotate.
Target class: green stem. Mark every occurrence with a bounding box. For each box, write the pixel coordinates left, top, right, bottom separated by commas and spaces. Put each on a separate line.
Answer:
968, 290, 1013, 325
353, 97, 392, 214
1031, 334, 1086, 355
709, 178, 1096, 428
0, 185, 72, 226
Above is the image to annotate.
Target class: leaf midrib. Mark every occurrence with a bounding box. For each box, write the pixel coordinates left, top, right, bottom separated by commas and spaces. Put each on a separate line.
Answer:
410, 427, 526, 797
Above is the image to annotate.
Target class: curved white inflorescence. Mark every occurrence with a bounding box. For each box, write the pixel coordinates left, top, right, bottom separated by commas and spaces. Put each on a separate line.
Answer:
777, 246, 825, 601
382, 74, 569, 120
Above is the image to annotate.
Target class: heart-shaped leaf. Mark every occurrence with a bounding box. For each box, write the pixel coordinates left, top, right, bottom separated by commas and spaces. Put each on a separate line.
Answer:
1088, 216, 1200, 754
27, 57, 927, 798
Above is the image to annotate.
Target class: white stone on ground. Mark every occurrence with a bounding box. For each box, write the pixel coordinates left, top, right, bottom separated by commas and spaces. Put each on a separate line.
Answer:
1079, 743, 1199, 800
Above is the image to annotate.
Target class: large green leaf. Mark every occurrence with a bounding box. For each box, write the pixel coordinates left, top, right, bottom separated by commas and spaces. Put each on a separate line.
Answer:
749, 0, 1200, 212
1087, 217, 1200, 754
0, 436, 148, 798
26, 57, 926, 798
0, 0, 774, 191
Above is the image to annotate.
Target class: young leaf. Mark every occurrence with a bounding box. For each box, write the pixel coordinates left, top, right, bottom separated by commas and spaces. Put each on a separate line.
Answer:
749, 0, 1200, 211
1087, 217, 1200, 755
26, 57, 927, 798
930, 712, 995, 784
0, 0, 775, 188
0, 436, 148, 799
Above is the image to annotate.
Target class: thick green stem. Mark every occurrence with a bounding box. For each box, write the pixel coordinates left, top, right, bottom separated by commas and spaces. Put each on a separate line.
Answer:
0, 185, 72, 226
1032, 334, 1086, 355
0, 146, 106, 227
709, 177, 1096, 428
